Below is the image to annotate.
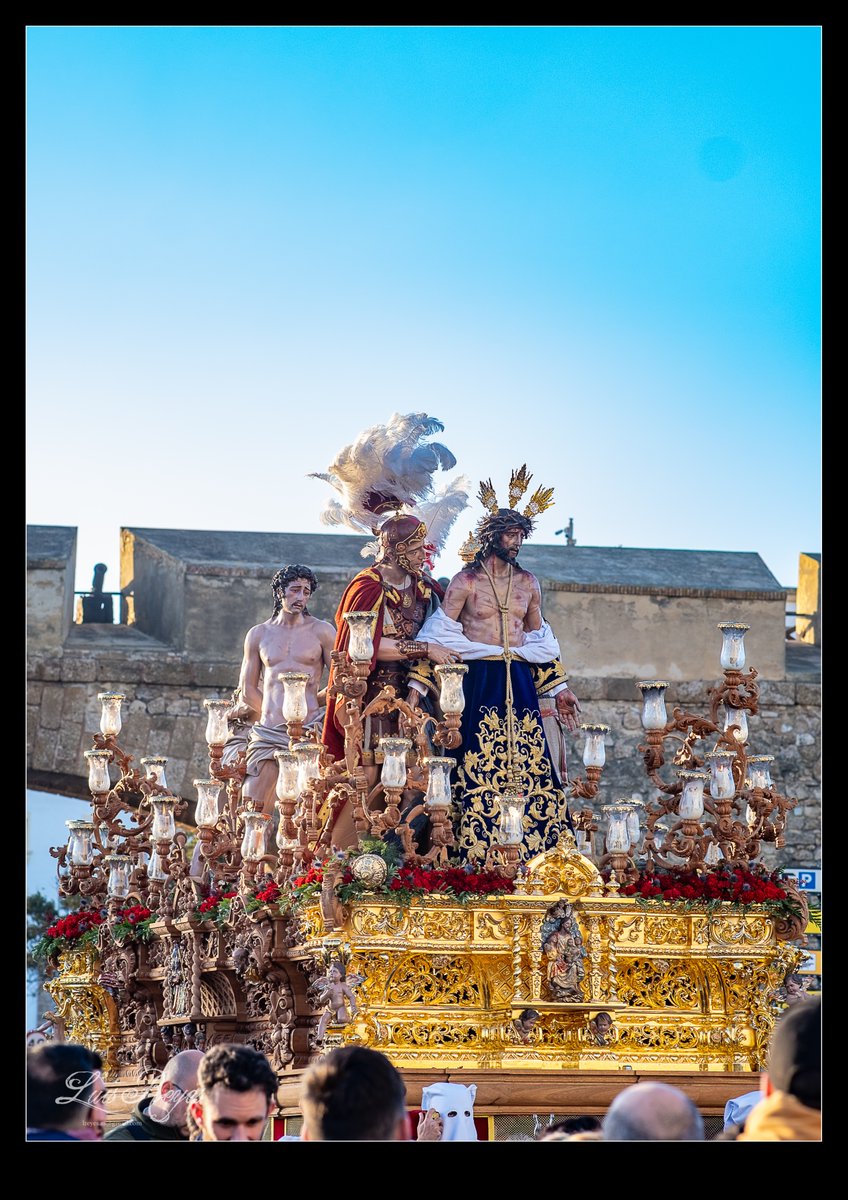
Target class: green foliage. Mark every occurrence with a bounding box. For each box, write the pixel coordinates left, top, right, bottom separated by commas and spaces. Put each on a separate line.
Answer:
26, 892, 82, 993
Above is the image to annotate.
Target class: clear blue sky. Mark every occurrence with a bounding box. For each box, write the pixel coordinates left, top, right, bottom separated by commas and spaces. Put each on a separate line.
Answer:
26, 25, 821, 590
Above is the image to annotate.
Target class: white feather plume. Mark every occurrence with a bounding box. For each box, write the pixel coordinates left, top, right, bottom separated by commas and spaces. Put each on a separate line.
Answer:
310, 412, 462, 538
415, 476, 470, 554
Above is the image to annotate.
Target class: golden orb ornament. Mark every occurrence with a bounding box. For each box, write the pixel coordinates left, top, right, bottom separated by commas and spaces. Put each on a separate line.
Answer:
350, 853, 389, 889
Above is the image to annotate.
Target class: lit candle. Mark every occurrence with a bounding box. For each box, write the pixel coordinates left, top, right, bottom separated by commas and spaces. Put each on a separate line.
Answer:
746, 755, 774, 791
498, 785, 527, 845
706, 750, 737, 801
151, 797, 177, 842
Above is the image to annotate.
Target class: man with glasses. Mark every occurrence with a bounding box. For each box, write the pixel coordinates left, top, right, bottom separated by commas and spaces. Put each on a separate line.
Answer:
105, 1048, 204, 1141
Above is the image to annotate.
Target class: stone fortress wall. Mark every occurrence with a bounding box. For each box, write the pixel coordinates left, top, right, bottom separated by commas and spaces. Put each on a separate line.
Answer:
27, 526, 820, 869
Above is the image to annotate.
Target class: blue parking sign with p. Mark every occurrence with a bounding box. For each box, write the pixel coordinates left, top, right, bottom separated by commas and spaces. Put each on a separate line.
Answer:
782, 869, 821, 891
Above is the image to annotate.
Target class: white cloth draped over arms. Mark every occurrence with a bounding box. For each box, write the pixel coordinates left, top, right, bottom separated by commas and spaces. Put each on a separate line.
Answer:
411, 608, 570, 697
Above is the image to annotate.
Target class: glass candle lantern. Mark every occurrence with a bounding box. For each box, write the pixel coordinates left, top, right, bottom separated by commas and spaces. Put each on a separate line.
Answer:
706, 750, 737, 800
379, 737, 412, 789
277, 820, 299, 859
423, 756, 455, 808
678, 771, 709, 820
241, 812, 267, 861
747, 755, 774, 791
105, 854, 132, 898
704, 840, 723, 866
66, 820, 94, 867
718, 622, 750, 670
637, 681, 669, 731
274, 751, 299, 801
434, 664, 468, 714
84, 750, 112, 795
624, 802, 643, 845
575, 828, 590, 855
603, 805, 632, 852
745, 803, 757, 829
278, 672, 310, 724
147, 849, 169, 881
343, 612, 375, 662
292, 741, 322, 794
203, 699, 232, 747
194, 779, 222, 826
141, 756, 168, 789
580, 723, 609, 768
498, 785, 527, 845
723, 706, 749, 744
135, 850, 149, 870
99, 823, 118, 853
151, 797, 177, 842
97, 692, 125, 738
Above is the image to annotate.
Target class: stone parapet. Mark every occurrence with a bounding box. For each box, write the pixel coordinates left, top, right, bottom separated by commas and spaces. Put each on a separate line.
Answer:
28, 659, 821, 869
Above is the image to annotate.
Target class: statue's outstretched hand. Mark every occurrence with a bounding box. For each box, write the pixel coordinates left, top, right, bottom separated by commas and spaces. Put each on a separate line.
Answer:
555, 687, 582, 731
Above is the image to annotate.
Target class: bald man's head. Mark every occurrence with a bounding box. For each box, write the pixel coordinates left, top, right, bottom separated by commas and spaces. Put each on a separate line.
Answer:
149, 1050, 205, 1134
160, 1049, 204, 1091
603, 1082, 704, 1141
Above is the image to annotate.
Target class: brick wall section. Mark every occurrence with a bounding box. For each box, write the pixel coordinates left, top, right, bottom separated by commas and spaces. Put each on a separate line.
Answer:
28, 650, 820, 870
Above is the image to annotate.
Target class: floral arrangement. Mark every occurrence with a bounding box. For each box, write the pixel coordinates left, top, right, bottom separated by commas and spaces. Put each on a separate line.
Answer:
613, 864, 803, 920
281, 838, 514, 908
195, 888, 239, 926
363, 864, 515, 906
244, 880, 282, 913
285, 866, 325, 910
110, 905, 156, 944
32, 908, 105, 961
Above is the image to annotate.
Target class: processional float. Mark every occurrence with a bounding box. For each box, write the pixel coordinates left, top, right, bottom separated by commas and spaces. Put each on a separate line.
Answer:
38, 615, 809, 1127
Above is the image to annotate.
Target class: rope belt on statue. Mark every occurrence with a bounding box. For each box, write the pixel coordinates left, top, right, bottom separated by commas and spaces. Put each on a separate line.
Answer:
479, 561, 518, 781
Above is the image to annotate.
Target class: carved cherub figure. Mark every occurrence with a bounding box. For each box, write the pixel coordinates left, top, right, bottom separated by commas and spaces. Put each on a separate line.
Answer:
310, 961, 364, 1040
588, 1011, 614, 1046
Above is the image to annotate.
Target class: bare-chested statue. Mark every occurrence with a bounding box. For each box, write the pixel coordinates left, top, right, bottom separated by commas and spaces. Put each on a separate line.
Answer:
413, 469, 581, 864
237, 565, 336, 817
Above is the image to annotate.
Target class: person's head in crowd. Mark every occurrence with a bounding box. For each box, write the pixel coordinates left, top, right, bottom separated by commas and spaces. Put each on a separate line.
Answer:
539, 1114, 602, 1140
419, 1081, 478, 1141
27, 1042, 106, 1140
190, 1044, 277, 1141
603, 1081, 704, 1141
299, 1046, 410, 1141
766, 997, 821, 1109
149, 1049, 204, 1136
